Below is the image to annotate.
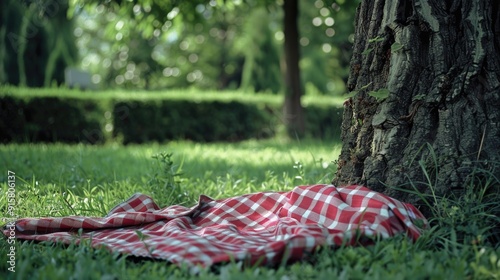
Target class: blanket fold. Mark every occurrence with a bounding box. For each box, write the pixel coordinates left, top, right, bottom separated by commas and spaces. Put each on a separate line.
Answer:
2, 184, 427, 267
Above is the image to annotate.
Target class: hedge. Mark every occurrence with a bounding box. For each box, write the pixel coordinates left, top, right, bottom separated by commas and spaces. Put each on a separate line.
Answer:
0, 95, 107, 144
112, 100, 274, 144
304, 105, 343, 140
0, 88, 343, 144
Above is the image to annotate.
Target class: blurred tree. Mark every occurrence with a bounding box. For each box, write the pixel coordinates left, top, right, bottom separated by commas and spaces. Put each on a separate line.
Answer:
73, 5, 163, 89
234, 5, 282, 93
0, 0, 78, 87
75, 1, 250, 90
282, 0, 304, 136
75, 0, 356, 135
299, 0, 358, 95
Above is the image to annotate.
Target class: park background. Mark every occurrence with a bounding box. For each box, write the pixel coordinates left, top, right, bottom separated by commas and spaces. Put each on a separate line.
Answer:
0, 0, 357, 145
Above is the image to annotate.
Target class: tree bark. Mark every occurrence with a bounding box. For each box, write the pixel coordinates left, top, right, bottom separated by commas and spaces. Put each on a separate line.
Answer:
283, 0, 305, 137
333, 0, 500, 206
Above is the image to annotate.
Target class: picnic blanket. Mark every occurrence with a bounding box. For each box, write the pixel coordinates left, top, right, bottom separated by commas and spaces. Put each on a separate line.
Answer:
3, 184, 427, 267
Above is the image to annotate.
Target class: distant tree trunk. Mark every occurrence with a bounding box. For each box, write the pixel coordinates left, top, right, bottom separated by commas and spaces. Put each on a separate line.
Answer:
0, 16, 6, 85
333, 0, 500, 206
215, 10, 229, 90
283, 0, 305, 137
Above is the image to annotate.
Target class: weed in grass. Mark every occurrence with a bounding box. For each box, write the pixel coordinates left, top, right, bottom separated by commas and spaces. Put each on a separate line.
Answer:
148, 152, 191, 206
60, 183, 111, 217
292, 161, 305, 183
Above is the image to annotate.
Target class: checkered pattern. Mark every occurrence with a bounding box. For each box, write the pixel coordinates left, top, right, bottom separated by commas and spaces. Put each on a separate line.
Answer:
3, 185, 427, 267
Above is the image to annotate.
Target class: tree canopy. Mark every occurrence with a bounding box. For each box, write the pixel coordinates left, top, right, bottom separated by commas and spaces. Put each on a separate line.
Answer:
68, 0, 357, 94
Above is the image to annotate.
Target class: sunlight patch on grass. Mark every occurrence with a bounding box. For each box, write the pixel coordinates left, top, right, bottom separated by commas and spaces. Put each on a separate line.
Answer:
0, 140, 340, 218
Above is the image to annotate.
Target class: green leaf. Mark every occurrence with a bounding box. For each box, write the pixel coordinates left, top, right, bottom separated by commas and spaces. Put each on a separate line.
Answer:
135, 230, 146, 241
368, 36, 384, 43
362, 48, 373, 55
344, 90, 358, 98
412, 94, 425, 101
368, 88, 390, 100
391, 42, 403, 52
344, 82, 372, 98
359, 82, 372, 90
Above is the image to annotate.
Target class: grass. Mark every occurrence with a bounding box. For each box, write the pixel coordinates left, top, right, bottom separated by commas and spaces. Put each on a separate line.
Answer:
0, 139, 338, 213
1, 139, 499, 279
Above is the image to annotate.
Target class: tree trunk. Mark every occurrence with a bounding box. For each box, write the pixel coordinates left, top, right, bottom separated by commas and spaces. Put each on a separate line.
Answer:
217, 11, 229, 90
333, 0, 500, 206
283, 0, 305, 137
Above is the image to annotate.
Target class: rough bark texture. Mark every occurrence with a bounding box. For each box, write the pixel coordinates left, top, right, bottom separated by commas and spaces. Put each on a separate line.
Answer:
283, 0, 305, 136
333, 0, 500, 206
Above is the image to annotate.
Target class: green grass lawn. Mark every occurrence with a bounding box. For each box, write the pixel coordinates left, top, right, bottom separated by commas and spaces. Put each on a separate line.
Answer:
0, 139, 338, 215
1, 139, 499, 279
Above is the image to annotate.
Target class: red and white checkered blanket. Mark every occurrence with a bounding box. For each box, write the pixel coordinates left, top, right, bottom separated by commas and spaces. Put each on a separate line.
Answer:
3, 184, 426, 267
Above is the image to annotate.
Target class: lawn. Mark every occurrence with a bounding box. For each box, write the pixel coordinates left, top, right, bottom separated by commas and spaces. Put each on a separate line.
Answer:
1, 139, 499, 279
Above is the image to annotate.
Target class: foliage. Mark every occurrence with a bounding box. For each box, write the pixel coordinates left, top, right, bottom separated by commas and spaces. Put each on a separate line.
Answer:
148, 152, 189, 207
0, 0, 78, 87
71, 0, 356, 94
1, 141, 499, 279
304, 105, 343, 141
235, 6, 282, 93
0, 95, 107, 144
299, 0, 358, 94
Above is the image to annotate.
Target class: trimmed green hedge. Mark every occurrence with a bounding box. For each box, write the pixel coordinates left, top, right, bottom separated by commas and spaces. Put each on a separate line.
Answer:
0, 95, 107, 144
0, 88, 343, 143
112, 100, 274, 144
304, 105, 343, 140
